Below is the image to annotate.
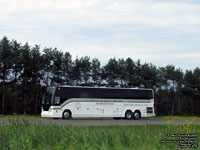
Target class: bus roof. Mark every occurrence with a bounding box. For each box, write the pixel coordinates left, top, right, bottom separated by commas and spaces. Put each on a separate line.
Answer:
53, 85, 153, 91
51, 85, 154, 100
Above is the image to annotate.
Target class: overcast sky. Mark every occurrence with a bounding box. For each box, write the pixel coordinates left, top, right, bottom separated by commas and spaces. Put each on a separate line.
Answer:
0, 0, 200, 70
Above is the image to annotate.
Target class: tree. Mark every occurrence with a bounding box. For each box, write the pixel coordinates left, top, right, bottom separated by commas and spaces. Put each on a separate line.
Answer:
91, 58, 101, 86
103, 58, 119, 87
184, 70, 195, 115
72, 57, 82, 86
0, 36, 199, 116
183, 68, 200, 116
193, 68, 200, 115
51, 48, 64, 85
135, 60, 142, 87
141, 63, 158, 89
117, 58, 127, 87
42, 47, 54, 87
63, 52, 73, 85
125, 58, 136, 87
0, 37, 12, 114
79, 56, 91, 86
30, 45, 43, 114
10, 40, 22, 113
160, 65, 183, 90
158, 65, 184, 115
20, 43, 33, 114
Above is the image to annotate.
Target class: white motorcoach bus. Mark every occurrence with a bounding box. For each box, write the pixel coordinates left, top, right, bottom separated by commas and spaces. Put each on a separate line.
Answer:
41, 86, 155, 120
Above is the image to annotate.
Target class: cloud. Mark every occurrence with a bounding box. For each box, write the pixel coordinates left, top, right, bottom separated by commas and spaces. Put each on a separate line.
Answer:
0, 0, 200, 70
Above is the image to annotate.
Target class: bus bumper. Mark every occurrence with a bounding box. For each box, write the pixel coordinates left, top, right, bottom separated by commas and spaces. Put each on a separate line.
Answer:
143, 113, 155, 117
41, 109, 62, 118
41, 111, 53, 118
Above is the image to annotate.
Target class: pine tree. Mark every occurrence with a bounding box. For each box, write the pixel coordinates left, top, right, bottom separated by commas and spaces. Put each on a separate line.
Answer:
51, 48, 64, 85
103, 58, 119, 87
10, 40, 22, 114
0, 37, 12, 114
79, 56, 91, 86
91, 58, 101, 86
30, 45, 43, 114
20, 42, 32, 114
42, 47, 54, 87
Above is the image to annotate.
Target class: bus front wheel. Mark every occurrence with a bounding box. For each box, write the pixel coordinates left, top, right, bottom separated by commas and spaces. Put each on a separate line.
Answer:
62, 110, 71, 119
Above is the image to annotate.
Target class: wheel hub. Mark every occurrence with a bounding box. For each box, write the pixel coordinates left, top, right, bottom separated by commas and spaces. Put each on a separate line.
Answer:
134, 113, 139, 119
64, 112, 69, 118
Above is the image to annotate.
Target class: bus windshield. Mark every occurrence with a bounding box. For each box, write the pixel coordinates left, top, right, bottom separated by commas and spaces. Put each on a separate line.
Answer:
42, 87, 56, 105
42, 92, 52, 105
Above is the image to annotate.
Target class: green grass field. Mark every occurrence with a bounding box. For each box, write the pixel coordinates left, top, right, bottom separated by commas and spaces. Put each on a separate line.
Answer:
149, 116, 200, 120
0, 120, 199, 150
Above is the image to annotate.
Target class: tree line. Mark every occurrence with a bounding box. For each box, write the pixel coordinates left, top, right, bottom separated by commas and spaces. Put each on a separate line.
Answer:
0, 36, 200, 116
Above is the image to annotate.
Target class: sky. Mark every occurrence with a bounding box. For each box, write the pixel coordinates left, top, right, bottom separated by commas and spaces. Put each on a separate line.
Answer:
0, 0, 200, 70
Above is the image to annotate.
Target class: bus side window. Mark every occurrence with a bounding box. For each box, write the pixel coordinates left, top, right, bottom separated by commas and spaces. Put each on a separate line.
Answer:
55, 97, 60, 104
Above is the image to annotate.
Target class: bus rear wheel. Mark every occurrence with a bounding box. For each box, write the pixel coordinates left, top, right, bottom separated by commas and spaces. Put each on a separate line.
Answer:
62, 110, 71, 119
133, 111, 140, 120
125, 110, 132, 120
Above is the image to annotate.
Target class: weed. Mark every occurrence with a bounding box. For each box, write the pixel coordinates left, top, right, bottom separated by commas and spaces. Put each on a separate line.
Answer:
0, 122, 199, 150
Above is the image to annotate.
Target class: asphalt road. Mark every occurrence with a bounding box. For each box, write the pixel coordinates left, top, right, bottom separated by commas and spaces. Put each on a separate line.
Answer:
0, 118, 200, 126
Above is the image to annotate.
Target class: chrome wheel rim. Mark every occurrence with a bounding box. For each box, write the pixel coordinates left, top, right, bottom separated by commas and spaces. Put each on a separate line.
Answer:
134, 112, 139, 119
126, 112, 132, 119
63, 112, 70, 119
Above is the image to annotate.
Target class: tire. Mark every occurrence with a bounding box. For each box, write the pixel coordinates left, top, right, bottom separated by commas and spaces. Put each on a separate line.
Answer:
62, 110, 71, 119
133, 111, 140, 120
125, 110, 132, 120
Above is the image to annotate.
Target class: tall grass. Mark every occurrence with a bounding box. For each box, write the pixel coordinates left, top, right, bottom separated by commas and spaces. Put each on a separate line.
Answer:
0, 120, 199, 150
